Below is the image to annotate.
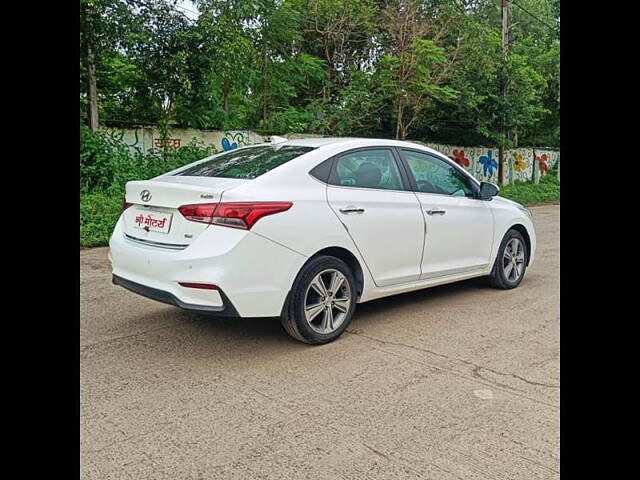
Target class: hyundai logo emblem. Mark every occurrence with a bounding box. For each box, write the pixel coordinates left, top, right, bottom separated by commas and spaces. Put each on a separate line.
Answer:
140, 190, 152, 202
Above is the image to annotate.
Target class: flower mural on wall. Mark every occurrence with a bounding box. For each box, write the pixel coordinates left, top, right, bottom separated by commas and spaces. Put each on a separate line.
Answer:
537, 154, 548, 176
513, 153, 527, 171
478, 150, 498, 177
449, 149, 470, 168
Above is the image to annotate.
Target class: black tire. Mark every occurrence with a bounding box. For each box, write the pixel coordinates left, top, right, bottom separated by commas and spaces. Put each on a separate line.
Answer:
488, 229, 528, 289
280, 255, 357, 345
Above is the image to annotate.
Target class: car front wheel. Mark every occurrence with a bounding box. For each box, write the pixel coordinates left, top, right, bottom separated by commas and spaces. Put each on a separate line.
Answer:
280, 255, 357, 344
488, 229, 528, 289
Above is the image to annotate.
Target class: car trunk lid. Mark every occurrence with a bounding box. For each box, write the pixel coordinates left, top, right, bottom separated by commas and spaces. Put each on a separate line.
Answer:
122, 176, 248, 247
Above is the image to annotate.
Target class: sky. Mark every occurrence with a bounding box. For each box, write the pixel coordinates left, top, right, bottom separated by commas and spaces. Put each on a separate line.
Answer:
175, 0, 199, 21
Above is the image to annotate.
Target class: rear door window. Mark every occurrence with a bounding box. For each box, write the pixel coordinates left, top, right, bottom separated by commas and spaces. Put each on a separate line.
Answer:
175, 145, 315, 179
329, 149, 405, 191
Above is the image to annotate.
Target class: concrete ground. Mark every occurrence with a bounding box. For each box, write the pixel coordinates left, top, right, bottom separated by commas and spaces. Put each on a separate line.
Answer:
80, 204, 559, 480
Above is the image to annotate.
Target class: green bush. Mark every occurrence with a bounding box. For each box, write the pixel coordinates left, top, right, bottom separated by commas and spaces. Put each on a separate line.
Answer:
80, 125, 215, 194
80, 126, 131, 192
80, 192, 123, 248
80, 126, 217, 247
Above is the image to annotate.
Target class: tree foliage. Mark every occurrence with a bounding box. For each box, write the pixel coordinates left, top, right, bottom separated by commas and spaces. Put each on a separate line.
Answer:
80, 0, 560, 146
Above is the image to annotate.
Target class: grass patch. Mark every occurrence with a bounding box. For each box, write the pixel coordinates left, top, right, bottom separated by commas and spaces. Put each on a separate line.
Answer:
499, 174, 560, 206
80, 192, 123, 248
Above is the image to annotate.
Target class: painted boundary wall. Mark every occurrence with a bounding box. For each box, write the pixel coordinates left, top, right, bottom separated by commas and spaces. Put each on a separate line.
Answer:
105, 127, 559, 184
104, 127, 267, 156
420, 143, 560, 184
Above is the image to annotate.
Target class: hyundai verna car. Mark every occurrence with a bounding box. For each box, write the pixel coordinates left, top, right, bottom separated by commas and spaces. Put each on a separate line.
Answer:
109, 138, 535, 344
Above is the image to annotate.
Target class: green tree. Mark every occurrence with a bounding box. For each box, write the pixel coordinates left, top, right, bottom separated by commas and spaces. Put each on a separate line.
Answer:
380, 0, 460, 139
80, 0, 135, 129
127, 2, 196, 142
79, 0, 560, 148
417, 0, 559, 148
195, 0, 256, 127
291, 0, 377, 101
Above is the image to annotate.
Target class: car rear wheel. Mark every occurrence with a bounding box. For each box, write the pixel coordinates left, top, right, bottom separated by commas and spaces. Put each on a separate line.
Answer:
488, 229, 528, 289
281, 256, 357, 344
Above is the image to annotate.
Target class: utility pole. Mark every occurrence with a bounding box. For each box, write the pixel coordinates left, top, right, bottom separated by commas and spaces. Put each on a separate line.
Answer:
498, 0, 509, 185
501, 0, 508, 62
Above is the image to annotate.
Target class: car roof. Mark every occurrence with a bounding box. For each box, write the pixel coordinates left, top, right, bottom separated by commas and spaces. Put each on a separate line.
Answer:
281, 136, 412, 148
276, 136, 447, 156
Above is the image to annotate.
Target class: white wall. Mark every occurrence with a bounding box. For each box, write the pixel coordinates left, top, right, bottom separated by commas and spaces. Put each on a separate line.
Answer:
104, 127, 267, 155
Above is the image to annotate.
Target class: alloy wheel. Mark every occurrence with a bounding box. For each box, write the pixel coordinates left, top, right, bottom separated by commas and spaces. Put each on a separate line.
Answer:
303, 269, 352, 334
502, 238, 525, 282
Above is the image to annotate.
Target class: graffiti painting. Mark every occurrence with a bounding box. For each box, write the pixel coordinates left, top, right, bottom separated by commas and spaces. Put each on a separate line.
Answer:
478, 150, 498, 179
449, 149, 470, 167
426, 142, 559, 184
220, 131, 248, 152
536, 154, 549, 176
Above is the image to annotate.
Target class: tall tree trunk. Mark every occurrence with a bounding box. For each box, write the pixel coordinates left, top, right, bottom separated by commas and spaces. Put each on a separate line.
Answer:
395, 100, 403, 139
510, 129, 518, 148
498, 0, 509, 185
87, 43, 99, 131
262, 39, 268, 124
323, 41, 331, 102
498, 146, 505, 185
507, 129, 517, 185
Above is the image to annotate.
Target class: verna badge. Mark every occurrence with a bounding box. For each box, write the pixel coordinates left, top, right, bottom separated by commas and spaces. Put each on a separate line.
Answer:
140, 190, 152, 202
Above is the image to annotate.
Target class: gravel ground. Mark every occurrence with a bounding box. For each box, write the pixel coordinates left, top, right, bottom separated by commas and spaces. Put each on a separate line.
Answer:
80, 204, 560, 480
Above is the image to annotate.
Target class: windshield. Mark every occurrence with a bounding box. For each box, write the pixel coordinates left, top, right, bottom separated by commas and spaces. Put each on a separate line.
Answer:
174, 145, 315, 179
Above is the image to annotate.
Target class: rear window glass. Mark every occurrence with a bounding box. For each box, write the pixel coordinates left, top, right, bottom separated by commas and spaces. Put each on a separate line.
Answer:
174, 145, 315, 179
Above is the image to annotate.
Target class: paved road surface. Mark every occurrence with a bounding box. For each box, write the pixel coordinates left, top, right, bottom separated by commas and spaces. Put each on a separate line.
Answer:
81, 204, 559, 479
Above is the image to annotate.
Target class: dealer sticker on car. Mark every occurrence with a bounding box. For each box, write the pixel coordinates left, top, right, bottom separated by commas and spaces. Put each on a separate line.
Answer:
132, 209, 172, 234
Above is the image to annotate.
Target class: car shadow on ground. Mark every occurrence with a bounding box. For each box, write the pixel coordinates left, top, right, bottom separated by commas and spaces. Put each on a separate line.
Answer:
165, 276, 494, 349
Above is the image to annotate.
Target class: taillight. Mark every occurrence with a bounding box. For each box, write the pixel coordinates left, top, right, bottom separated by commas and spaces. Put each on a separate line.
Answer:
178, 202, 292, 230
123, 197, 132, 210
177, 203, 218, 224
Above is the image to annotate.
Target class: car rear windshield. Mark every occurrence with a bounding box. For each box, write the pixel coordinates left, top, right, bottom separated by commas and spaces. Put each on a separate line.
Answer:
174, 145, 315, 179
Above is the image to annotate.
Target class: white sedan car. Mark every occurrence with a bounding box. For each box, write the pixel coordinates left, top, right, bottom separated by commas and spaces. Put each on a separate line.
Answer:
109, 138, 535, 344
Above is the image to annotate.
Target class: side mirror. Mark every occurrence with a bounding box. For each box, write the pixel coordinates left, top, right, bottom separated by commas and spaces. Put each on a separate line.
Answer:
478, 182, 499, 200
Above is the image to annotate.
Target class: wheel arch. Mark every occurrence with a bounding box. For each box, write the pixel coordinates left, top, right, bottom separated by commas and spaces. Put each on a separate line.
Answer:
307, 246, 365, 299
279, 245, 366, 319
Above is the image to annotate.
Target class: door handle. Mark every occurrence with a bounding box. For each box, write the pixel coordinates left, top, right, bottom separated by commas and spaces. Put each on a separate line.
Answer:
426, 209, 446, 216
339, 206, 365, 214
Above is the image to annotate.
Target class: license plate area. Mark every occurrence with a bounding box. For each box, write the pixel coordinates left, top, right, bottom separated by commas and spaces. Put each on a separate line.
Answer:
132, 208, 173, 234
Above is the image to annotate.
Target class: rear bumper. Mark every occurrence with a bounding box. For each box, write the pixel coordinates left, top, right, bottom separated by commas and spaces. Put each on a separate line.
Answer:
112, 274, 240, 316
108, 216, 307, 317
